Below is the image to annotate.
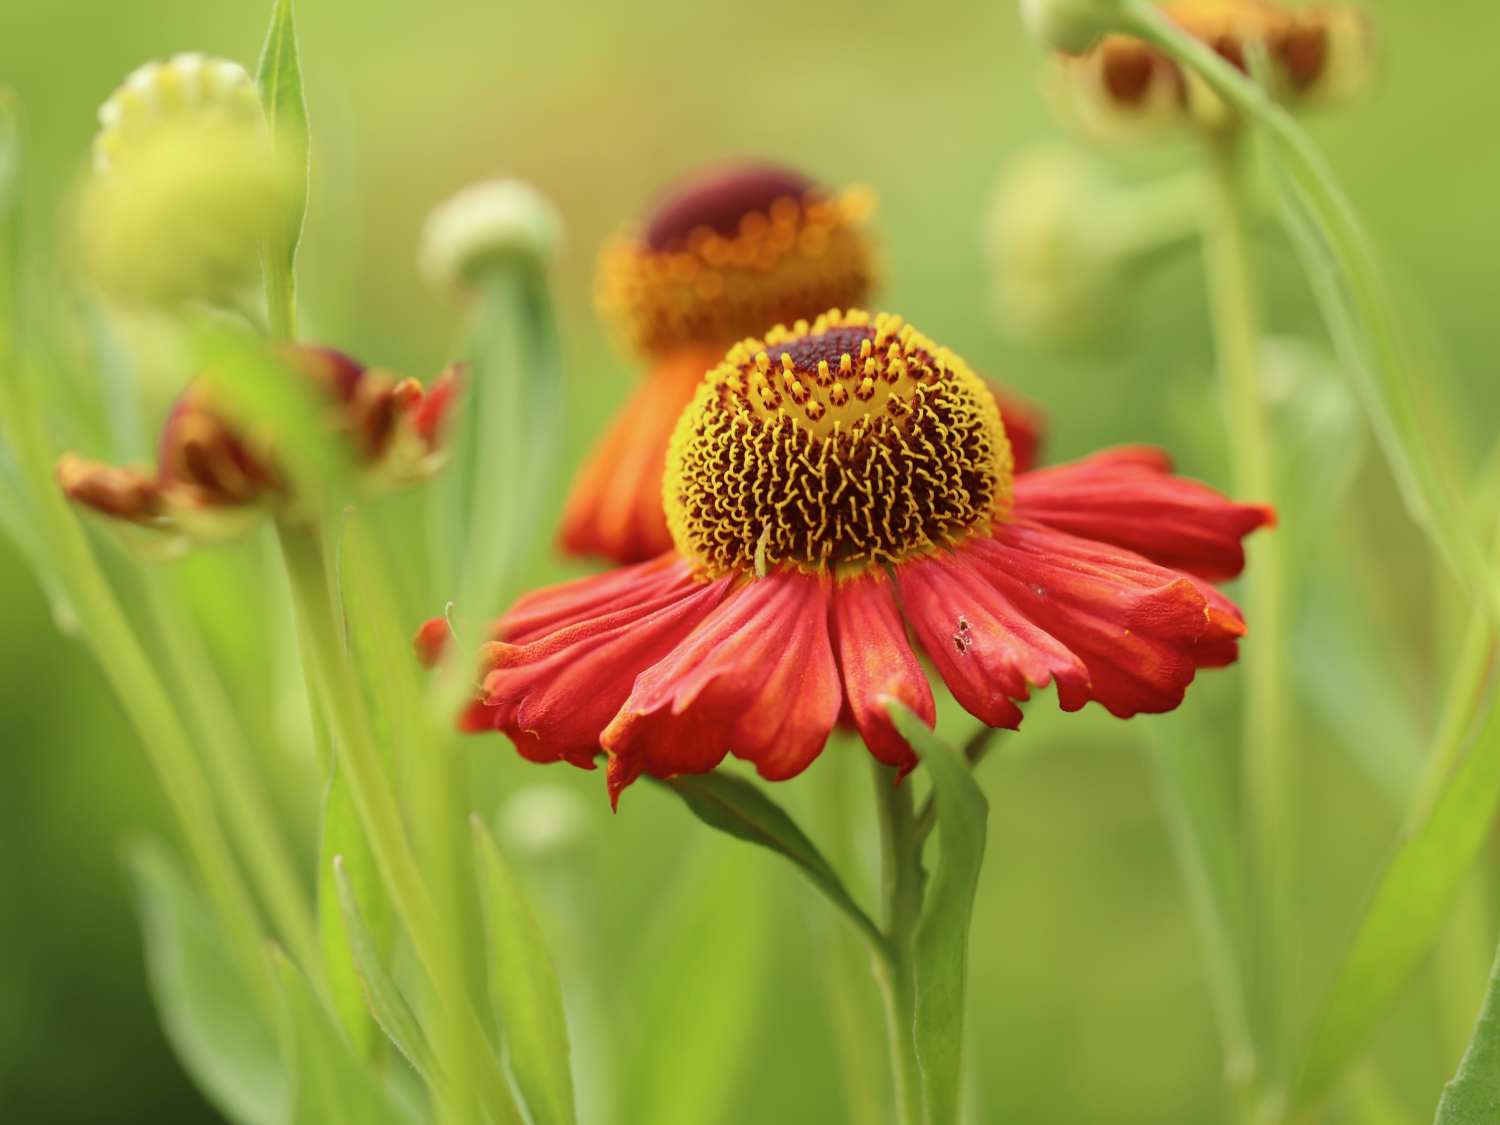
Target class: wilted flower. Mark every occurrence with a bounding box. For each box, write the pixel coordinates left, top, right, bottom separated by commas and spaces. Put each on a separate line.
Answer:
1054, 0, 1370, 130
427, 310, 1272, 804
418, 178, 563, 288
58, 346, 457, 539
79, 54, 294, 307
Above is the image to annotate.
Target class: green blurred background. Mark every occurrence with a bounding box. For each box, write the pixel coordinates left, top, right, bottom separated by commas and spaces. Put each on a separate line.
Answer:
3, 0, 1498, 1120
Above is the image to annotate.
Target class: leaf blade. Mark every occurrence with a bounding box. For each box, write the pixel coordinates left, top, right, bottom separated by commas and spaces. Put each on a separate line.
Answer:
1435, 941, 1500, 1125
255, 0, 309, 272
1297, 694, 1500, 1101
661, 771, 886, 953
127, 841, 288, 1125
471, 816, 577, 1125
889, 704, 989, 1125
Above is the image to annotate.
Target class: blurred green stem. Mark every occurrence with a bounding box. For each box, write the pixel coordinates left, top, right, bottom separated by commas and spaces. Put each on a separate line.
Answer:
140, 572, 324, 995
1119, 0, 1493, 621
264, 250, 297, 342
1202, 133, 1293, 1103
0, 368, 276, 1019
276, 521, 521, 1125
872, 762, 925, 1125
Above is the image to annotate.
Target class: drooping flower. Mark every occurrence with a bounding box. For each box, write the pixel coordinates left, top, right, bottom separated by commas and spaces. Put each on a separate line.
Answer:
561, 163, 1050, 565
58, 346, 457, 539
427, 310, 1272, 804
1053, 0, 1370, 129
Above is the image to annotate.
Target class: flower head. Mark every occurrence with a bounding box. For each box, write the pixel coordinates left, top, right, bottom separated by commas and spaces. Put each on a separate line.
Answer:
596, 161, 877, 358
79, 54, 293, 307
1056, 0, 1370, 128
430, 311, 1273, 805
59, 346, 457, 540
559, 160, 881, 565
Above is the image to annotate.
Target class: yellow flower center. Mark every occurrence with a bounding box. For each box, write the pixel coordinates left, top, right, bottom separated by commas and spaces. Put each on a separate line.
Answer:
664, 310, 1012, 576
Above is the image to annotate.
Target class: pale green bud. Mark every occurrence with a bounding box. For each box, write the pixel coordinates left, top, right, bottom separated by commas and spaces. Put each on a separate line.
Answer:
418, 179, 563, 289
1020, 0, 1124, 53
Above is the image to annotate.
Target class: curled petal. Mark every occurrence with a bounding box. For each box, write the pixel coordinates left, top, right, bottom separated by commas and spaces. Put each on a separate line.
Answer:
965, 522, 1241, 717
603, 570, 842, 804
558, 348, 717, 565
831, 570, 934, 775
480, 568, 734, 770
898, 549, 1090, 729
56, 454, 163, 524
1013, 445, 1274, 581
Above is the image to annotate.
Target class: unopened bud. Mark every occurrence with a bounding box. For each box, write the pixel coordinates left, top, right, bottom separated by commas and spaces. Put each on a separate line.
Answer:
418, 179, 563, 289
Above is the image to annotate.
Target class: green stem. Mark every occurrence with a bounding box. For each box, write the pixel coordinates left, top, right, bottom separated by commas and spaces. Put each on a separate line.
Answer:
1202, 135, 1293, 1094
263, 249, 297, 342
140, 573, 324, 992
0, 378, 275, 1017
872, 761, 926, 1125
1118, 0, 1493, 620
914, 726, 999, 845
276, 521, 520, 1125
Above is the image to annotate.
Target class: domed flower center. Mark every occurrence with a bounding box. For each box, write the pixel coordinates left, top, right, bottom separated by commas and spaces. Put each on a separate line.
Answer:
665, 310, 1013, 576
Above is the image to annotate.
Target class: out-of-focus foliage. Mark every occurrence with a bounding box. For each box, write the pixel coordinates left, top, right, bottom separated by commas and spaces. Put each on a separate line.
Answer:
2, 0, 1499, 1121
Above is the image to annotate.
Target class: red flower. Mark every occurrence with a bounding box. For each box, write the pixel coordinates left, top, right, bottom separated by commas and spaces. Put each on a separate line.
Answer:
58, 345, 457, 538
431, 311, 1271, 804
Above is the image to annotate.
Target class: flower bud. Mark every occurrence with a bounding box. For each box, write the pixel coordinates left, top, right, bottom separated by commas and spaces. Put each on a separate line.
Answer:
79, 54, 291, 307
418, 179, 563, 289
1021, 0, 1124, 53
986, 145, 1201, 345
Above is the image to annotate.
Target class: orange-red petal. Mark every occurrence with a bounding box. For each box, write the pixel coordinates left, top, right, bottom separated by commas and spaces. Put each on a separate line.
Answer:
498, 552, 698, 644
479, 566, 734, 771
558, 346, 719, 565
1013, 445, 1275, 581
831, 571, 934, 775
989, 383, 1047, 475
602, 570, 842, 804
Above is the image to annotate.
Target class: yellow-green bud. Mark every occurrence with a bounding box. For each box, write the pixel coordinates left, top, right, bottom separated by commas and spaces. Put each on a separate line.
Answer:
80, 54, 288, 308
1020, 0, 1124, 53
418, 179, 563, 289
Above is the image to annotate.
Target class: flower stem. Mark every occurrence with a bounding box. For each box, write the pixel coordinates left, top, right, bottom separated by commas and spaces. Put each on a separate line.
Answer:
871, 761, 926, 1125
139, 572, 324, 993
276, 520, 521, 1125
1202, 133, 1293, 1097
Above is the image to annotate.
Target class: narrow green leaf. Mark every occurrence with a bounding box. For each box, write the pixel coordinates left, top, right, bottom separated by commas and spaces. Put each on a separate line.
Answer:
273, 948, 424, 1125
256, 0, 309, 337
332, 855, 434, 1080
127, 841, 287, 1125
472, 816, 576, 1125
1435, 939, 1500, 1124
316, 765, 388, 1057
1297, 694, 1500, 1101
662, 771, 886, 953
889, 703, 989, 1125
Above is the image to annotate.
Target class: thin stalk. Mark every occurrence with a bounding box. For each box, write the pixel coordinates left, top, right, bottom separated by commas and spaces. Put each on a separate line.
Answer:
1118, 0, 1495, 621
0, 367, 275, 1021
276, 522, 521, 1125
1202, 134, 1293, 1093
139, 572, 324, 991
871, 761, 926, 1125
263, 250, 297, 342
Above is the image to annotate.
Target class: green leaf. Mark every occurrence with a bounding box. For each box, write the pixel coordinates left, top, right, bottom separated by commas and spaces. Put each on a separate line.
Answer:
332, 855, 434, 1080
316, 765, 388, 1058
617, 840, 772, 1124
256, 0, 309, 339
127, 841, 288, 1125
662, 771, 886, 953
471, 816, 576, 1125
889, 703, 989, 1125
1435, 942, 1500, 1125
1296, 694, 1500, 1102
274, 948, 424, 1125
